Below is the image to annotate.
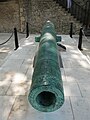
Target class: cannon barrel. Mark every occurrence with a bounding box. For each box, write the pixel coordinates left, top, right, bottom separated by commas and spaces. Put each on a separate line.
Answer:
28, 21, 64, 112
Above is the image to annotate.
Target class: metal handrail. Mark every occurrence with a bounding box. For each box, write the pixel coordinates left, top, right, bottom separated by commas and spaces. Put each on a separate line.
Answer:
81, 0, 89, 7
55, 0, 90, 28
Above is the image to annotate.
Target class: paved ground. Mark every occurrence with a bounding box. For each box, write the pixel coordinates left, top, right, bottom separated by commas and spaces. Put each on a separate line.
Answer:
0, 33, 26, 66
0, 34, 90, 120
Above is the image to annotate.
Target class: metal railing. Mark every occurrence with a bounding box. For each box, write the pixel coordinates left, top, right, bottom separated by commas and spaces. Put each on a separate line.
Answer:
55, 0, 90, 29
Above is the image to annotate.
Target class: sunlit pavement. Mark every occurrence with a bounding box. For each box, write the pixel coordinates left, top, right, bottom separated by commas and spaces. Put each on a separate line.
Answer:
0, 34, 90, 120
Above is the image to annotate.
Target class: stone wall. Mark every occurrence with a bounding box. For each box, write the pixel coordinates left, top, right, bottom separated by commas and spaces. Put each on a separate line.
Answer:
28, 0, 81, 34
0, 0, 81, 34
18, 0, 32, 32
0, 0, 20, 32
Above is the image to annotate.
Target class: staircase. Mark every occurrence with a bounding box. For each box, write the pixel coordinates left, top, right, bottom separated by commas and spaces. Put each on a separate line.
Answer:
53, 0, 90, 36
29, 0, 90, 35
29, 0, 82, 34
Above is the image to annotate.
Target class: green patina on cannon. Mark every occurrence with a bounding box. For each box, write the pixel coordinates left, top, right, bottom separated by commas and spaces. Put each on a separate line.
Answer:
28, 21, 64, 112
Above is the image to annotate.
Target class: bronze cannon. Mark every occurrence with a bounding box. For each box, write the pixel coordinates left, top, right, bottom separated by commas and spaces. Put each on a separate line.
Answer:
28, 21, 64, 112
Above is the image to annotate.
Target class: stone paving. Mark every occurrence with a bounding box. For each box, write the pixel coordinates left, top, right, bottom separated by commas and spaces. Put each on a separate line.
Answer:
0, 34, 90, 120
0, 33, 26, 66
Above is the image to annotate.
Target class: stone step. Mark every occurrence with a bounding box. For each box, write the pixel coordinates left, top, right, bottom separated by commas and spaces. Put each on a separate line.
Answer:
30, 0, 82, 34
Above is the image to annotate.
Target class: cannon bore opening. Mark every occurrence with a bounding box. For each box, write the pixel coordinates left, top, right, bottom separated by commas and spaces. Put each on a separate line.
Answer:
36, 91, 56, 107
